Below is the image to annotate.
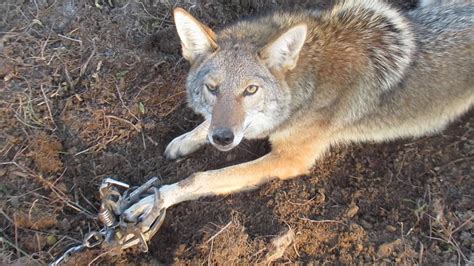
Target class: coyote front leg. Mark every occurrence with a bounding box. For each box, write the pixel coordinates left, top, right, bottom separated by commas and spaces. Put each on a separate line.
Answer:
164, 120, 210, 159
160, 135, 331, 209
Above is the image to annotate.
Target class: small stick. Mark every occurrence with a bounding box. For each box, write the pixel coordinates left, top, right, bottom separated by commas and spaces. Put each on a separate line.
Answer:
451, 214, 474, 235
58, 34, 82, 45
418, 242, 424, 265
40, 84, 57, 131
105, 115, 140, 132
205, 221, 233, 244
79, 40, 97, 79
0, 236, 33, 259
298, 216, 348, 226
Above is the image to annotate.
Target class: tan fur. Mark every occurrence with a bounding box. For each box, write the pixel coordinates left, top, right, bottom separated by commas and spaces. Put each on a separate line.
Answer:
157, 0, 473, 211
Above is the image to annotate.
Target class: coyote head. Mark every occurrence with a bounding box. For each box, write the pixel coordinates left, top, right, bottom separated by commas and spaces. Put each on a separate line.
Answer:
173, 8, 307, 151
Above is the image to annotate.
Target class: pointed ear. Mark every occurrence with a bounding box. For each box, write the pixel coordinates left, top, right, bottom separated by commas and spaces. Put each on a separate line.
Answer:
173, 8, 218, 62
259, 24, 307, 72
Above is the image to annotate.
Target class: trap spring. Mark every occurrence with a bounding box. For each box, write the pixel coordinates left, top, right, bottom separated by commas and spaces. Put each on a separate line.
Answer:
50, 177, 166, 265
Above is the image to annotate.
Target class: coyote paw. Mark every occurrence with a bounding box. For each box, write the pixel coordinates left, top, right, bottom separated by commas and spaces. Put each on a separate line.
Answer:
164, 132, 206, 160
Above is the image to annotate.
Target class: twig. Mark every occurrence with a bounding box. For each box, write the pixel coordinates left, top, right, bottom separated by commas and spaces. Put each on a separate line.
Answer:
105, 115, 140, 132
205, 221, 232, 244
139, 2, 159, 19
37, 175, 96, 218
14, 213, 19, 258
40, 84, 57, 131
0, 236, 33, 259
74, 145, 96, 157
207, 238, 214, 266
146, 135, 158, 146
423, 234, 468, 264
0, 161, 96, 218
439, 156, 474, 170
63, 65, 74, 90
162, 101, 182, 117
298, 216, 348, 226
115, 84, 139, 121
141, 131, 146, 150
288, 196, 316, 206
40, 23, 55, 60
418, 242, 424, 265
79, 40, 97, 79
78, 188, 99, 213
58, 34, 82, 45
47, 235, 67, 254
88, 249, 113, 266
133, 77, 159, 100
451, 214, 474, 235
157, 90, 186, 106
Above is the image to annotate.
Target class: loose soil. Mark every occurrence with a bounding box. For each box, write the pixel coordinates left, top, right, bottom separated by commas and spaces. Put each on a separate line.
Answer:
1, 0, 472, 265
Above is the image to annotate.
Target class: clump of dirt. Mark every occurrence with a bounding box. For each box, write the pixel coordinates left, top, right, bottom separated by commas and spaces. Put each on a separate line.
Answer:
378, 238, 404, 258
29, 132, 63, 174
196, 212, 260, 264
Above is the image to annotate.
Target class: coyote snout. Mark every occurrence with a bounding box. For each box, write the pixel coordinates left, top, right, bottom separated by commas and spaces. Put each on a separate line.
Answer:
207, 90, 245, 150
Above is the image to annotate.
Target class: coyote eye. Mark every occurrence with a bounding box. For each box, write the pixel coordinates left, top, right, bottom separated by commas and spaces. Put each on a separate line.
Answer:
244, 85, 259, 96
205, 84, 218, 94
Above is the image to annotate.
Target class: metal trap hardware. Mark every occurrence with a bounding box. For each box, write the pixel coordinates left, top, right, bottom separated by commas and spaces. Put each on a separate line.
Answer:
50, 177, 166, 266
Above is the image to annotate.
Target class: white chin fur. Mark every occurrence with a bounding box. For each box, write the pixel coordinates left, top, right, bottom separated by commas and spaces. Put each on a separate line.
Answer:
213, 143, 237, 152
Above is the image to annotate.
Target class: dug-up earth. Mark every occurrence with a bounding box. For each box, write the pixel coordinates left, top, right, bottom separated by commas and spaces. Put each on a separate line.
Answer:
0, 0, 472, 265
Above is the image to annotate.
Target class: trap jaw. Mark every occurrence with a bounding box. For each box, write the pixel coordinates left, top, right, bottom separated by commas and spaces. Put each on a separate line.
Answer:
50, 177, 166, 266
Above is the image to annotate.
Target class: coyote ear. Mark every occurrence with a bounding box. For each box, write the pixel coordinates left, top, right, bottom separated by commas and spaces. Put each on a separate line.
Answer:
259, 24, 307, 72
174, 8, 218, 62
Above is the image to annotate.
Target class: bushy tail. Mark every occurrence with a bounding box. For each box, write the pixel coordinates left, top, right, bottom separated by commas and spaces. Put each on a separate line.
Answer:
328, 0, 416, 92
323, 0, 417, 124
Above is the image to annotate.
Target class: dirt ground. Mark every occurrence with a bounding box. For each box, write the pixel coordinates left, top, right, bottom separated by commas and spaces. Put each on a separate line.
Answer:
1, 0, 472, 265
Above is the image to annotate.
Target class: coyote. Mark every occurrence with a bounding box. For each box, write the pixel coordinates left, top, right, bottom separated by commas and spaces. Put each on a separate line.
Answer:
141, 1, 474, 213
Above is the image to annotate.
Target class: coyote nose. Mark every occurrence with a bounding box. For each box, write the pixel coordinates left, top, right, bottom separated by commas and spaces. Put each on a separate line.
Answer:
212, 128, 234, 146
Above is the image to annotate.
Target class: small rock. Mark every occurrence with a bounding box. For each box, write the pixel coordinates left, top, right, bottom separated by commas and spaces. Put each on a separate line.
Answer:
9, 196, 19, 208
352, 190, 363, 199
377, 239, 402, 258
47, 235, 57, 246
59, 218, 71, 231
386, 225, 397, 232
350, 223, 363, 231
360, 219, 373, 229
460, 231, 471, 241
346, 202, 359, 218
